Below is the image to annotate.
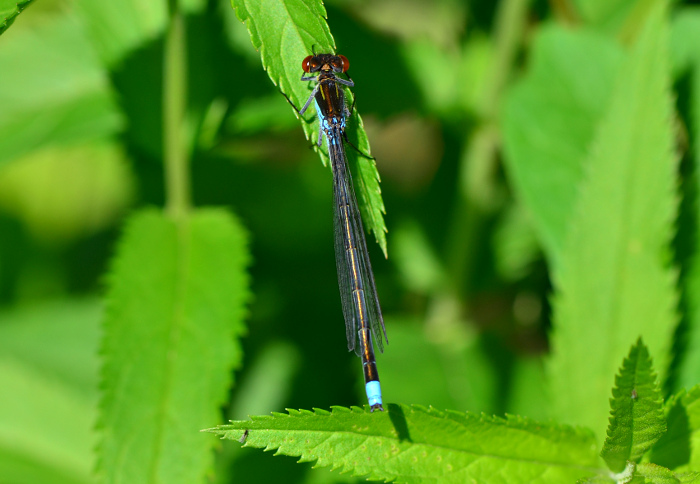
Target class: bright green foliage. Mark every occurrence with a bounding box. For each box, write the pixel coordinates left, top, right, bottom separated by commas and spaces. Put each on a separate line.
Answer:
502, 25, 623, 265
601, 340, 666, 472
0, 299, 101, 484
97, 209, 250, 484
0, 11, 123, 168
548, 0, 678, 440
672, 8, 700, 391
206, 404, 602, 483
635, 463, 700, 484
650, 386, 700, 472
232, 0, 388, 255
0, 0, 32, 36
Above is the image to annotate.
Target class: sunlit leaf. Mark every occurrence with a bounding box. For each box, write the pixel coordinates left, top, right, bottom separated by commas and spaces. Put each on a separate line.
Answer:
601, 340, 666, 472
502, 24, 624, 265
231, 0, 387, 254
206, 405, 602, 483
97, 209, 250, 484
548, 0, 678, 441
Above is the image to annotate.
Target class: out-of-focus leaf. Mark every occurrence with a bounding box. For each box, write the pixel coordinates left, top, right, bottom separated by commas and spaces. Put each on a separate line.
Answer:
571, 0, 641, 35
0, 298, 102, 484
601, 340, 666, 472
75, 0, 206, 68
231, 0, 387, 255
549, 1, 678, 441
650, 385, 700, 472
0, 12, 123, 168
673, 8, 700, 393
391, 220, 446, 294
0, 142, 134, 243
492, 201, 540, 281
206, 405, 602, 483
636, 463, 700, 483
0, 0, 33, 36
97, 209, 250, 484
502, 24, 624, 266
669, 8, 700, 76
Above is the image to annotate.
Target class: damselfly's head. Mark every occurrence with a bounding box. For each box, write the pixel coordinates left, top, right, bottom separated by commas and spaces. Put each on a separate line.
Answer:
302, 54, 350, 75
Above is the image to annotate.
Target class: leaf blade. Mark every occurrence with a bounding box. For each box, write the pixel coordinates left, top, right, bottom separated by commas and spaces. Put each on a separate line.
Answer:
98, 208, 250, 484
601, 340, 666, 472
207, 404, 602, 483
548, 0, 679, 441
231, 0, 387, 254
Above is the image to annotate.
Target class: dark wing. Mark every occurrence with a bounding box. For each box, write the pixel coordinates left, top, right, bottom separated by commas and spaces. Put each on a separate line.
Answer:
329, 132, 387, 356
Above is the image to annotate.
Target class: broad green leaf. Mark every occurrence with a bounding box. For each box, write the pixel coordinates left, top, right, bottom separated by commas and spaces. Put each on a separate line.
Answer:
674, 9, 700, 392
207, 405, 602, 483
0, 142, 134, 243
502, 24, 624, 265
0, 11, 123, 168
97, 208, 250, 484
548, 0, 678, 440
650, 386, 700, 472
636, 463, 700, 484
601, 340, 666, 472
75, 0, 206, 68
0, 0, 33, 36
232, 0, 388, 255
0, 298, 102, 484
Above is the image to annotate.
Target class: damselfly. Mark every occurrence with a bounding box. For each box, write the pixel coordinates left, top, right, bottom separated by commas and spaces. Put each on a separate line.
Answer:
284, 53, 388, 411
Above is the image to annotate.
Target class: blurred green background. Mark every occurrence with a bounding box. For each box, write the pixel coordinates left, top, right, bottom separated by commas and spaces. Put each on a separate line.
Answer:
0, 0, 696, 482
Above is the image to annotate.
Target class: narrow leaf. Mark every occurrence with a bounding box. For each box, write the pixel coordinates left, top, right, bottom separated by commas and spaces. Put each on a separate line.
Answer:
548, 0, 678, 440
502, 25, 624, 265
206, 405, 602, 483
601, 340, 666, 472
0, 0, 33, 36
97, 208, 250, 484
650, 385, 700, 472
231, 0, 387, 254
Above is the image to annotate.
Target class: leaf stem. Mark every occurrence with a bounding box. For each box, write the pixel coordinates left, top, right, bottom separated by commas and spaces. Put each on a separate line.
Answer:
163, 1, 190, 220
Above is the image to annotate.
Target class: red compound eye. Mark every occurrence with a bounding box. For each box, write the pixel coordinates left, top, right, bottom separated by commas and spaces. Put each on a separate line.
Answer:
302, 55, 314, 73
338, 55, 350, 72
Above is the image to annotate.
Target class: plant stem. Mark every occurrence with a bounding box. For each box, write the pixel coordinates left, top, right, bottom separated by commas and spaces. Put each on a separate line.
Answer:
163, 1, 190, 220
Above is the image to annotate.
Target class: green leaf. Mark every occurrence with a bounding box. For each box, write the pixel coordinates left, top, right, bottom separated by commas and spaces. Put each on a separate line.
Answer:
0, 11, 123, 168
97, 208, 250, 484
206, 405, 602, 483
649, 386, 700, 472
502, 24, 624, 265
601, 340, 666, 472
74, 0, 206, 68
636, 463, 700, 484
231, 0, 388, 255
0, 298, 102, 484
0, 0, 33, 36
548, 0, 679, 440
570, 0, 640, 34
674, 8, 700, 392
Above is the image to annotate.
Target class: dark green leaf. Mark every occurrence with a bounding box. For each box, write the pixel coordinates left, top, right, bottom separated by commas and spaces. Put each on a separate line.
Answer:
548, 0, 679, 440
206, 405, 602, 483
98, 208, 250, 484
601, 340, 666, 472
231, 0, 387, 254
